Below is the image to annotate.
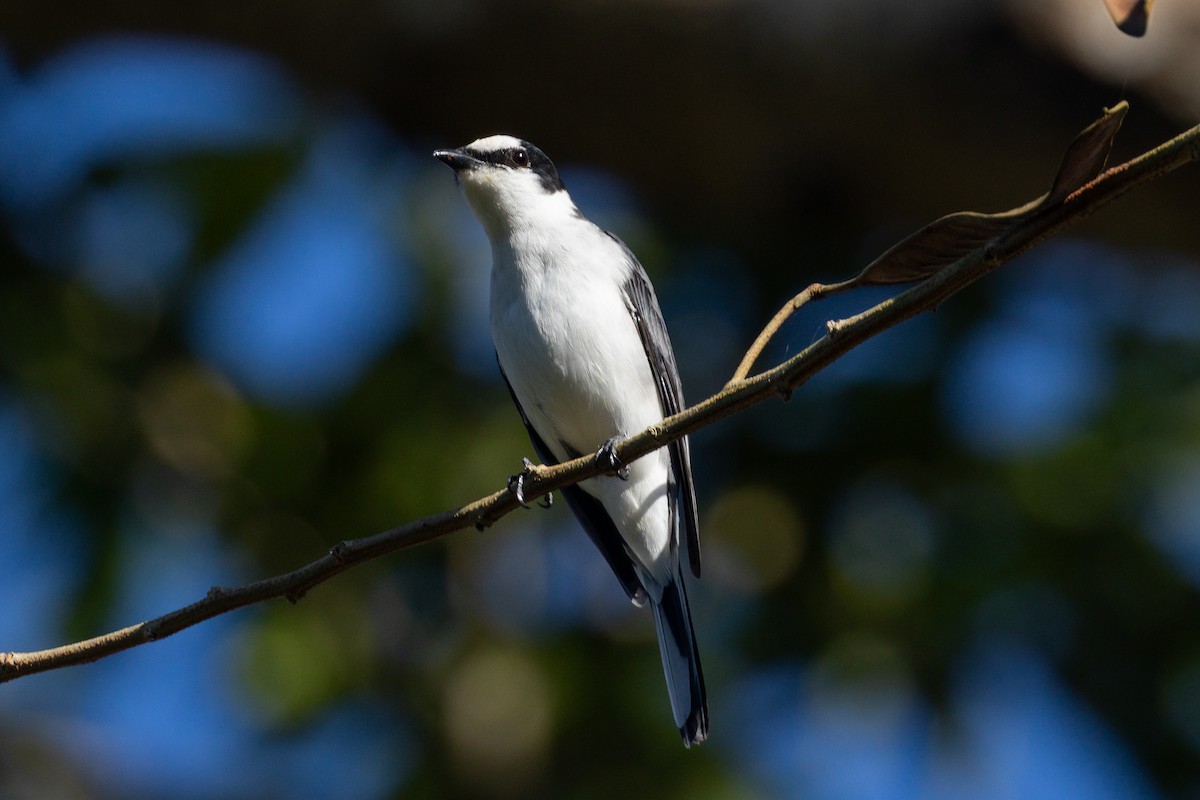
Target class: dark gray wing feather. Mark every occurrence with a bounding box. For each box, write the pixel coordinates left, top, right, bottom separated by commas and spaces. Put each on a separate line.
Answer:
608, 232, 702, 578
497, 357, 646, 602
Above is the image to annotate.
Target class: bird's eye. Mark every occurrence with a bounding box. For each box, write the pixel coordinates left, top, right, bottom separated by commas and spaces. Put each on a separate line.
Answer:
512, 148, 529, 167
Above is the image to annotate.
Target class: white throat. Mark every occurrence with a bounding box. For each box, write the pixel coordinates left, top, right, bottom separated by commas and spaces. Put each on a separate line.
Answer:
460, 172, 577, 242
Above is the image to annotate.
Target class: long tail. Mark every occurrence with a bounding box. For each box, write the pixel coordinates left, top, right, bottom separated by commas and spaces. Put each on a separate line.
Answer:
649, 568, 708, 746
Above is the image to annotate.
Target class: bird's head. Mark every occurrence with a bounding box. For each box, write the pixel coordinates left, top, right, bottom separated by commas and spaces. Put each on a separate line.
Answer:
434, 135, 571, 237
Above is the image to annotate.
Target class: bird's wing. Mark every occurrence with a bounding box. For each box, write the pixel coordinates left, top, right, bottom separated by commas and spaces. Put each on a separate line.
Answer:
608, 233, 702, 578
497, 357, 647, 603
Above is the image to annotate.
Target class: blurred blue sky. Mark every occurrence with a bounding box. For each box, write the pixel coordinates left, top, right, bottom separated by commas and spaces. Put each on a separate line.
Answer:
724, 644, 1157, 800
0, 38, 297, 212
0, 32, 1195, 799
189, 119, 416, 406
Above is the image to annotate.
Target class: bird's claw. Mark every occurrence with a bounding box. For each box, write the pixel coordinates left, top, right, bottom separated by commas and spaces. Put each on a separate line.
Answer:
596, 436, 630, 480
507, 471, 531, 508
508, 457, 553, 509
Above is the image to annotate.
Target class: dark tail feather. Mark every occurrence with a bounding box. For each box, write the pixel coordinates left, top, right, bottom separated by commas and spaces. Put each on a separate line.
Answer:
649, 570, 708, 746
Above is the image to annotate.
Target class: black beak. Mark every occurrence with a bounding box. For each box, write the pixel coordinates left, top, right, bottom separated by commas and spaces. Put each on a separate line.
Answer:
433, 148, 480, 171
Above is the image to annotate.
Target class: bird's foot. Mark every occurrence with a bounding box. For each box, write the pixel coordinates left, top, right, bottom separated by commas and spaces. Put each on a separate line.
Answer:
596, 436, 630, 480
508, 457, 553, 509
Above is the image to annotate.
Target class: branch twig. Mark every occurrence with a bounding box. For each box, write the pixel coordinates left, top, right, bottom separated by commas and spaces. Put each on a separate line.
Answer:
727, 278, 857, 385
3, 108, 1197, 684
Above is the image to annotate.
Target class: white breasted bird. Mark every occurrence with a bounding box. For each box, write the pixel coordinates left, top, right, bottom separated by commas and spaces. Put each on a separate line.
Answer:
434, 135, 708, 746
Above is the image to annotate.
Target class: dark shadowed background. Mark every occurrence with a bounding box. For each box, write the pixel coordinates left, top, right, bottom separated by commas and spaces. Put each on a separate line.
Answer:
1, 1, 1199, 797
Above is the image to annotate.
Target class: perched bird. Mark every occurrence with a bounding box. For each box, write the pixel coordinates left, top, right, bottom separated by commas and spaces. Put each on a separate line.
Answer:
434, 136, 708, 745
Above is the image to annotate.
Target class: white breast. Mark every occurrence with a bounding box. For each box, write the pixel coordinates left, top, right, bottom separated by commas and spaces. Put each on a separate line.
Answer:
490, 221, 674, 573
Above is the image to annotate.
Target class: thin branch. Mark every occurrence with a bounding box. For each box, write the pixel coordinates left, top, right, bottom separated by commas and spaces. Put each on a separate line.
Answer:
730, 101, 1135, 385
727, 278, 857, 385
2, 111, 1197, 684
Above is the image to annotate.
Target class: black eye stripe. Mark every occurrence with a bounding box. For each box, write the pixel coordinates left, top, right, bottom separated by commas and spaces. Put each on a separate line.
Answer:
464, 140, 566, 193
469, 147, 529, 168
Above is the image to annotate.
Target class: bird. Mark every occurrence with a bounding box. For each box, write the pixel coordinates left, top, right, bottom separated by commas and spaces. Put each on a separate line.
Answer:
434, 135, 708, 746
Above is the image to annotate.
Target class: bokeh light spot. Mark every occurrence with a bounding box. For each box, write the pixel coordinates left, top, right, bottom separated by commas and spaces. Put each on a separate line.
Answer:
1142, 457, 1200, 588
706, 484, 805, 593
137, 362, 253, 479
443, 647, 553, 794
827, 479, 934, 607
944, 317, 1109, 456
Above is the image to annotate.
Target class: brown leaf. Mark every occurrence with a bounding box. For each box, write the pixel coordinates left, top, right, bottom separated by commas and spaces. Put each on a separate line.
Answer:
1103, 0, 1153, 36
851, 102, 1128, 286
1046, 100, 1128, 204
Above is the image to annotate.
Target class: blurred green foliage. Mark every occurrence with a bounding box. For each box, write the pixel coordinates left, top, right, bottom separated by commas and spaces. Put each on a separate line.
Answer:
2, 3, 1200, 799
